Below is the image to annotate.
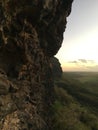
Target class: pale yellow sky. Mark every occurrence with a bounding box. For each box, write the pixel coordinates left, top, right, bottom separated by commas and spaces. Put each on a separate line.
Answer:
56, 0, 98, 72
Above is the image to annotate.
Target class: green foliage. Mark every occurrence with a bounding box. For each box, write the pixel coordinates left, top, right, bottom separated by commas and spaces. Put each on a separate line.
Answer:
52, 72, 98, 130
54, 86, 74, 105
80, 112, 98, 130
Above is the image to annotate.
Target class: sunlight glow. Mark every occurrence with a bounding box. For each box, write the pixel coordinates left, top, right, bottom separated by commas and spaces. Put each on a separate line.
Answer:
56, 29, 98, 71
56, 0, 98, 71
67, 30, 98, 61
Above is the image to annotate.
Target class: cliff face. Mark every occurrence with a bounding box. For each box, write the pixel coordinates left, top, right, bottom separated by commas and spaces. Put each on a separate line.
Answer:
50, 57, 62, 80
0, 0, 73, 129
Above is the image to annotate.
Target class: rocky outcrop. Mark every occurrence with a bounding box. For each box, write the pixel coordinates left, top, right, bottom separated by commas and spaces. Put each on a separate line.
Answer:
50, 57, 62, 80
0, 0, 73, 129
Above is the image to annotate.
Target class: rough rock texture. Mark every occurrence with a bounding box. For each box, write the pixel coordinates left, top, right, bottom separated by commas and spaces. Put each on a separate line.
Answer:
50, 57, 62, 80
0, 0, 73, 129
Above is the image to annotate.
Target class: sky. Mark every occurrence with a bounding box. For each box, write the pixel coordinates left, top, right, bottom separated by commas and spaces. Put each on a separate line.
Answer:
56, 0, 98, 72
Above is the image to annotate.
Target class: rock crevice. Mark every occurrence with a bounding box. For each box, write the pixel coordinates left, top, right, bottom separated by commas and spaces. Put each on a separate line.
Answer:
0, 0, 73, 129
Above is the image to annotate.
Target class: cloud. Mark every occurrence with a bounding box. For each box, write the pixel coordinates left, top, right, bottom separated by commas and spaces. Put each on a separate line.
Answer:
78, 59, 95, 64
63, 59, 98, 71
78, 59, 87, 63
68, 60, 78, 63
87, 65, 98, 71
67, 59, 95, 65
64, 59, 98, 71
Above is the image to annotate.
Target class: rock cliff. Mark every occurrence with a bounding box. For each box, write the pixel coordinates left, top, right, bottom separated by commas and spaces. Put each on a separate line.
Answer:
0, 0, 73, 129
50, 57, 62, 80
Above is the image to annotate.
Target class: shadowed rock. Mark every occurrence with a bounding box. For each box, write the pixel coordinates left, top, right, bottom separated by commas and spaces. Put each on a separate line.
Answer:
50, 57, 62, 80
0, 0, 73, 129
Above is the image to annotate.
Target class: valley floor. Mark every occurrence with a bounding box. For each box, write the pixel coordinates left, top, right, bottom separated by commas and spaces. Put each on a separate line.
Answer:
53, 72, 98, 130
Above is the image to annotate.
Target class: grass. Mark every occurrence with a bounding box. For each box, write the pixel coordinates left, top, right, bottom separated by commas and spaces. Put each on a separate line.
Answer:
52, 72, 98, 130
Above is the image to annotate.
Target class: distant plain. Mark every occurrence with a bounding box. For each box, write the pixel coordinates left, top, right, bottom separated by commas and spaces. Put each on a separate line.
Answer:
53, 72, 98, 130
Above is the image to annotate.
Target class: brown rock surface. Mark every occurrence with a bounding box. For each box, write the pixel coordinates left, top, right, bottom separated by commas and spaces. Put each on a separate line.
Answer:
0, 0, 73, 129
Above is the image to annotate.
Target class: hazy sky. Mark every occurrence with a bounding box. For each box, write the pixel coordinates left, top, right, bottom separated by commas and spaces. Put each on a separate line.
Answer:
56, 0, 98, 71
